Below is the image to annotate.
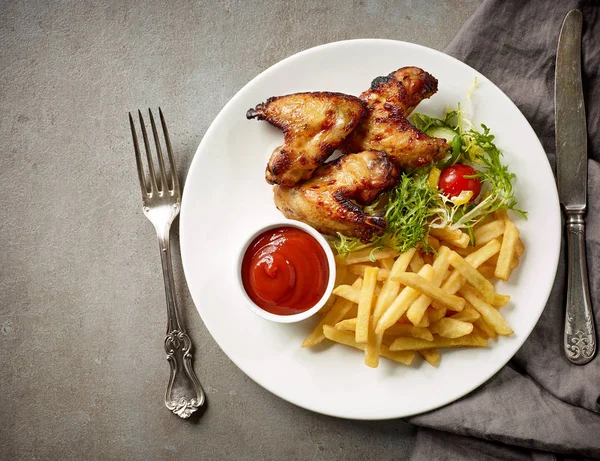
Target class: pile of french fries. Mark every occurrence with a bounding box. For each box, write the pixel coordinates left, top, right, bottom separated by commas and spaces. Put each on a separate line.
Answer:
302, 210, 524, 368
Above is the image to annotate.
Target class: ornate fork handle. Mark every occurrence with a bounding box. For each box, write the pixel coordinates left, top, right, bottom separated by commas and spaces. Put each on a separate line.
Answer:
157, 223, 206, 418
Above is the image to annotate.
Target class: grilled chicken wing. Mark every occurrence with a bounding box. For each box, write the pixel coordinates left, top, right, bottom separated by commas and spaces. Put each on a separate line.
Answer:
274, 151, 398, 240
343, 67, 450, 168
247, 92, 367, 186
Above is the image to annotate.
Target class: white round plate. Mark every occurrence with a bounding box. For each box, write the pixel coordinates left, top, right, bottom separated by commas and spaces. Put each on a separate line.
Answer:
180, 39, 561, 420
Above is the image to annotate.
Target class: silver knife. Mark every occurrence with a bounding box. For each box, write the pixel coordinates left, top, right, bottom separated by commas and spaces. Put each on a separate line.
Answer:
555, 9, 596, 364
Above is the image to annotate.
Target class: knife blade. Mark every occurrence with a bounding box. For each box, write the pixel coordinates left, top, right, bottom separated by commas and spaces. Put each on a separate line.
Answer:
555, 9, 596, 365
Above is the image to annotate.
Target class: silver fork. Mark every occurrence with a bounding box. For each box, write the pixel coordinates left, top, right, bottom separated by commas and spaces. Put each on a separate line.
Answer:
129, 108, 205, 418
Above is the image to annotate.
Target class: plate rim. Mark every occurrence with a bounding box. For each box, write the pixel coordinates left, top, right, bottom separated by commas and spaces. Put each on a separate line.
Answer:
180, 38, 562, 420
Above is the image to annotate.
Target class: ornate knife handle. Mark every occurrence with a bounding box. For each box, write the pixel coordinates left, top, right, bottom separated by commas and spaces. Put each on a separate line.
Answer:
564, 210, 597, 364
158, 226, 206, 418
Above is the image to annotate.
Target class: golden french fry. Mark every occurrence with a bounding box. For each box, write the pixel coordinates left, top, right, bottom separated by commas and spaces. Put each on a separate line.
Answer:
448, 250, 495, 303
389, 333, 488, 351
429, 317, 474, 338
459, 285, 513, 336
366, 249, 419, 367
318, 295, 337, 316
332, 284, 361, 304
373, 249, 416, 321
334, 318, 356, 331
477, 264, 496, 280
302, 297, 355, 347
429, 227, 470, 248
344, 304, 358, 320
515, 238, 525, 257
379, 258, 395, 271
419, 349, 440, 366
348, 264, 390, 281
493, 294, 510, 308
415, 315, 430, 328
495, 218, 520, 280
474, 318, 496, 339
428, 306, 447, 324
384, 324, 434, 341
356, 267, 378, 344
323, 326, 415, 365
406, 247, 452, 324
334, 263, 349, 287
422, 252, 435, 265
302, 279, 362, 347
337, 247, 399, 266
450, 306, 481, 322
410, 251, 424, 272
436, 239, 501, 306
393, 272, 466, 312
425, 235, 441, 251
376, 265, 435, 334
474, 219, 505, 246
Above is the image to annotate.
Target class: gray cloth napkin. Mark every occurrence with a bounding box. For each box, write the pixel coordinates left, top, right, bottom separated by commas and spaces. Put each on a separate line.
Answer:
407, 1, 600, 460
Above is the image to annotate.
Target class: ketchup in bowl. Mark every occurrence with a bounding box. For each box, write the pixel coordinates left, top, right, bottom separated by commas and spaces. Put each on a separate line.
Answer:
241, 226, 330, 316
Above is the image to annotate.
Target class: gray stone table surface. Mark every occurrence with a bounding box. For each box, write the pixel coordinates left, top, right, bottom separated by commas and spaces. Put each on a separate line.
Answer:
0, 1, 479, 459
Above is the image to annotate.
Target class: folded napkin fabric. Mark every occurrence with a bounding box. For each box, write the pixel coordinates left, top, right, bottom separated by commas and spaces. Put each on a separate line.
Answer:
408, 1, 600, 459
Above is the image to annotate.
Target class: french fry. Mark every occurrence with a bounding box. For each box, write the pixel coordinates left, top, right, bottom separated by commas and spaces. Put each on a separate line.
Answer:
406, 246, 452, 325
393, 272, 466, 312
495, 217, 520, 280
415, 315, 430, 328
474, 219, 505, 246
425, 235, 441, 251
302, 279, 362, 348
344, 304, 358, 320
450, 306, 481, 322
477, 264, 496, 280
384, 324, 434, 341
333, 279, 383, 304
356, 267, 378, 344
318, 295, 337, 316
332, 284, 361, 304
389, 333, 488, 351
348, 264, 390, 281
419, 349, 440, 366
459, 285, 513, 336
323, 326, 415, 365
302, 297, 355, 347
448, 250, 495, 303
493, 294, 510, 308
428, 306, 447, 324
429, 227, 470, 248
429, 317, 474, 338
376, 265, 435, 334
436, 239, 501, 307
334, 318, 357, 331
379, 257, 396, 271
474, 318, 496, 339
366, 249, 417, 367
515, 238, 525, 257
409, 251, 424, 272
337, 247, 399, 266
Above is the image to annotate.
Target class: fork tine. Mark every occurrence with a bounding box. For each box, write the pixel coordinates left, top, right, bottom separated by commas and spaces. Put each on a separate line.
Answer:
138, 110, 159, 194
149, 109, 170, 193
129, 112, 148, 197
159, 108, 180, 194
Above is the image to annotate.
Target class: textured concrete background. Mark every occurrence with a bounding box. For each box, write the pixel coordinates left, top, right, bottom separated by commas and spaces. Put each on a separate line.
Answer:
0, 1, 479, 459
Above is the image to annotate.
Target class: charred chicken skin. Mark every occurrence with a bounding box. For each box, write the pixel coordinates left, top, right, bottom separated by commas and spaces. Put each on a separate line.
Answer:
342, 67, 450, 168
274, 151, 398, 240
247, 92, 367, 186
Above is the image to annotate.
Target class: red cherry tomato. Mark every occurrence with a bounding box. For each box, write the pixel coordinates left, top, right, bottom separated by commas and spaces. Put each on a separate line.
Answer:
438, 164, 481, 202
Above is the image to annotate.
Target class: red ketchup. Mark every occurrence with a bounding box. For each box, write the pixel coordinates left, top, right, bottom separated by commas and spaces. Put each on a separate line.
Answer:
241, 226, 329, 316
